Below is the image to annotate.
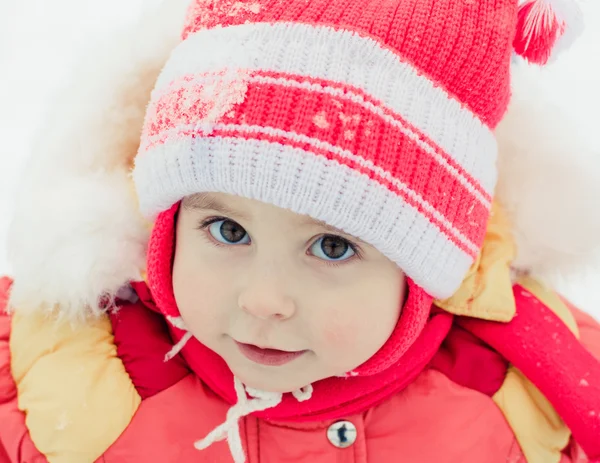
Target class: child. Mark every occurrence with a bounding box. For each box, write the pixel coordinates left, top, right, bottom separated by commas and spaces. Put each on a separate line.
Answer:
1, 0, 600, 462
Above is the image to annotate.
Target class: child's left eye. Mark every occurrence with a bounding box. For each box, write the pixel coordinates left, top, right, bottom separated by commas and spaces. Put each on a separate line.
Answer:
310, 235, 356, 262
208, 219, 251, 245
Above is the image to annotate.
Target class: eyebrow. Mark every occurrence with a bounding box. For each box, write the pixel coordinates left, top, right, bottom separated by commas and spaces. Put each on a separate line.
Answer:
183, 193, 251, 221
184, 193, 359, 239
300, 216, 351, 237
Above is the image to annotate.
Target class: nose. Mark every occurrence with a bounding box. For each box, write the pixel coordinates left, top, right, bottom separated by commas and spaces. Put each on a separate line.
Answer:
237, 278, 297, 321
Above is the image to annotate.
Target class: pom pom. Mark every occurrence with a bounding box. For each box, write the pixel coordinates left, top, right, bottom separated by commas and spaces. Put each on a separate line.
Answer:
513, 0, 585, 65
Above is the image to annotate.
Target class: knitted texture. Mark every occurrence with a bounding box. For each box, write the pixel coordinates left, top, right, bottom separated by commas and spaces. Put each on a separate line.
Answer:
133, 0, 520, 299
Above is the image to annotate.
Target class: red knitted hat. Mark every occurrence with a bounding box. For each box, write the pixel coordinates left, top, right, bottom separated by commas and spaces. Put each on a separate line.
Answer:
135, 0, 583, 301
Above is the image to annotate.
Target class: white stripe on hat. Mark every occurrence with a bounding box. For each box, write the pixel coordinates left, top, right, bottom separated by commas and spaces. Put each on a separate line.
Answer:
134, 136, 473, 299
155, 21, 497, 195
143, 121, 479, 254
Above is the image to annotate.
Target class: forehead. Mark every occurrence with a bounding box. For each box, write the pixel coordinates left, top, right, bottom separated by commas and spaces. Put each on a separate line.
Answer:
182, 192, 361, 240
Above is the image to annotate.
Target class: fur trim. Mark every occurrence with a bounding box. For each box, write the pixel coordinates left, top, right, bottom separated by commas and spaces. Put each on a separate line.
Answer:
7, 2, 599, 320
496, 63, 600, 282
7, 0, 188, 320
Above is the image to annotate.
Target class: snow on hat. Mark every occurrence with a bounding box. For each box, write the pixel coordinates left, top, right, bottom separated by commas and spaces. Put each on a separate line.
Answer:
133, 0, 584, 300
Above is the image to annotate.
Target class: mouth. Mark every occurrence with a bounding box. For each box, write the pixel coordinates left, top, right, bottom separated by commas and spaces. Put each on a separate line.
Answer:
234, 341, 308, 366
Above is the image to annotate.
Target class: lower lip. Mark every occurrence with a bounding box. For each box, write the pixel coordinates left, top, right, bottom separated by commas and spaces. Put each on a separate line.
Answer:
235, 341, 307, 366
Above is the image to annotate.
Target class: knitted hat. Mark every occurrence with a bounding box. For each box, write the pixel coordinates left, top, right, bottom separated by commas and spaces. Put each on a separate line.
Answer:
134, 0, 583, 300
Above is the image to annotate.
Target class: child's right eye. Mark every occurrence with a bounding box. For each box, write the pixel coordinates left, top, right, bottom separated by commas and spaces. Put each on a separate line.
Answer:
203, 218, 250, 245
310, 235, 356, 262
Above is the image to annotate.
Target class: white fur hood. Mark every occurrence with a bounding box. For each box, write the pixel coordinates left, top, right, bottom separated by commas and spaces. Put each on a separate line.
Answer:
6, 0, 189, 320
6, 2, 600, 320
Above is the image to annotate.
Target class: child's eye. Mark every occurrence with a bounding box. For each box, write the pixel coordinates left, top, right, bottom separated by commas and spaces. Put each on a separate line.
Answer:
310, 235, 356, 262
207, 219, 250, 245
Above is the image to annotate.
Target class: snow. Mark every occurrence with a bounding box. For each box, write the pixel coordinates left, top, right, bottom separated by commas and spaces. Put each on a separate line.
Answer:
0, 0, 599, 319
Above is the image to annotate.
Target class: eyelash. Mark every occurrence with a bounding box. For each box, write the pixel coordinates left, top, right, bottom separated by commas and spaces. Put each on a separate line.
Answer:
196, 216, 363, 265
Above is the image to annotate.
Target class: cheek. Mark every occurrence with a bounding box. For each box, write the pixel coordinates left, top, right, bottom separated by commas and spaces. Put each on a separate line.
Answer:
319, 310, 364, 347
318, 303, 399, 351
172, 243, 229, 336
313, 275, 404, 362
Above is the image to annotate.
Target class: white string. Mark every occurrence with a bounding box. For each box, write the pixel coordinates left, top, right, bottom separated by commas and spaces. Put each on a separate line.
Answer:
164, 331, 193, 361
292, 384, 314, 402
163, 317, 315, 462
166, 315, 187, 330
194, 377, 314, 463
164, 316, 193, 361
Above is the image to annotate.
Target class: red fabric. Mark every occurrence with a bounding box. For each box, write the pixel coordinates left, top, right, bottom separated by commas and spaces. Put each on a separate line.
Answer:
142, 202, 454, 421
563, 437, 596, 463
109, 298, 189, 400
429, 322, 509, 396
0, 278, 48, 463
0, 443, 10, 463
182, 0, 516, 128
101, 370, 523, 463
459, 285, 600, 461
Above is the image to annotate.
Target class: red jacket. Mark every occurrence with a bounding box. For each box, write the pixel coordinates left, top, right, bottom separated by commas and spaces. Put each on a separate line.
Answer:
1, 275, 600, 463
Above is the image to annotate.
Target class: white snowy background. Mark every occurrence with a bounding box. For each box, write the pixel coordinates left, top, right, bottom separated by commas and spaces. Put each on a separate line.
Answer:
0, 0, 599, 320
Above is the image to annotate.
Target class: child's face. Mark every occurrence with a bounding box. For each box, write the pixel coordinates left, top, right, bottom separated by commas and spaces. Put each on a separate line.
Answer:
173, 192, 406, 393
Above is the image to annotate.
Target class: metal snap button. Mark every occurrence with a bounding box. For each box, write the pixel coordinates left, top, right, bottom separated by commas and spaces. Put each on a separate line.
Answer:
327, 420, 357, 448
